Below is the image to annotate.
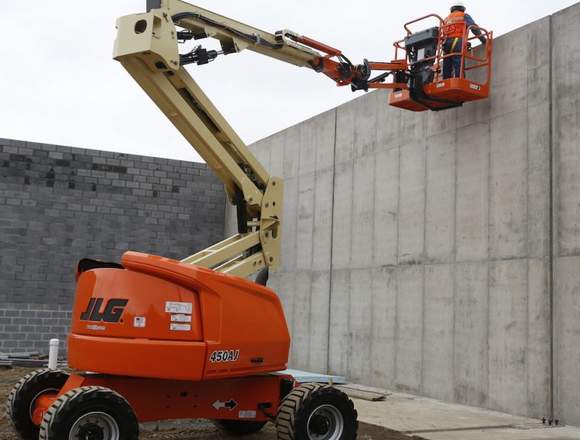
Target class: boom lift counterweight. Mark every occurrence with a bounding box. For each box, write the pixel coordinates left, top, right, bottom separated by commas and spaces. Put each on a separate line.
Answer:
7, 3, 492, 440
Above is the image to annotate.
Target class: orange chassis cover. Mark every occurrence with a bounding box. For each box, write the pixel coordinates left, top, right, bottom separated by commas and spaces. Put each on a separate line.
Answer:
68, 252, 291, 381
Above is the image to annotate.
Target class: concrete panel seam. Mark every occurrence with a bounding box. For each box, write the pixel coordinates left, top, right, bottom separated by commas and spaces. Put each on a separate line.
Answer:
486, 115, 492, 409
307, 120, 320, 371
326, 109, 338, 374
421, 132, 428, 394
525, 49, 532, 416
452, 110, 459, 401
548, 11, 557, 421
394, 136, 402, 388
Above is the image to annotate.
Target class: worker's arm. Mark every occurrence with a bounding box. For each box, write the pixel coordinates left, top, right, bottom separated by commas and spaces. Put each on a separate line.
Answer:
465, 14, 487, 44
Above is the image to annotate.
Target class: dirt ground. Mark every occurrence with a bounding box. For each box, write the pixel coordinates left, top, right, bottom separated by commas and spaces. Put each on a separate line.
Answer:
0, 367, 416, 440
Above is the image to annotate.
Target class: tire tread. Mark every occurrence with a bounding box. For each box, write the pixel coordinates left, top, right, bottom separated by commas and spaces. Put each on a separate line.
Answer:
276, 383, 358, 440
39, 386, 138, 440
6, 369, 68, 440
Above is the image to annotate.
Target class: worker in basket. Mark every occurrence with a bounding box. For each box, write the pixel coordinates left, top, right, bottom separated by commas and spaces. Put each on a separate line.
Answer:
442, 1, 487, 79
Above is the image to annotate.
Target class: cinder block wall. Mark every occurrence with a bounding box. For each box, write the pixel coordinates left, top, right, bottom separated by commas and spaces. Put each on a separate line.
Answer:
0, 138, 225, 354
226, 3, 580, 425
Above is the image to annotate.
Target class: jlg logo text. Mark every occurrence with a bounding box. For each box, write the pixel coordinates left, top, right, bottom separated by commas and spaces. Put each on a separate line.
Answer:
80, 298, 128, 323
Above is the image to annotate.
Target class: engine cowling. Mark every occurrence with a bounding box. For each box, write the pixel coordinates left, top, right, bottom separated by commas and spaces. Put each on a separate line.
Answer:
68, 252, 291, 381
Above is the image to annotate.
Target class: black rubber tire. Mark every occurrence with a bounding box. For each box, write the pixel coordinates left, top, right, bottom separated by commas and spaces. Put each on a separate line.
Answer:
38, 386, 139, 440
214, 419, 268, 436
275, 383, 358, 440
6, 368, 69, 440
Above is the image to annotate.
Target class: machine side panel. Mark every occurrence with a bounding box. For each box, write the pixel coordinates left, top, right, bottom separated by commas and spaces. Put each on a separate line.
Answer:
68, 335, 207, 381
71, 269, 203, 342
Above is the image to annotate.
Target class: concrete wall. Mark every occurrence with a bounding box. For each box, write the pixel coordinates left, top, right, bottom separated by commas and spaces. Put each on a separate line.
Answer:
227, 3, 580, 424
0, 138, 225, 353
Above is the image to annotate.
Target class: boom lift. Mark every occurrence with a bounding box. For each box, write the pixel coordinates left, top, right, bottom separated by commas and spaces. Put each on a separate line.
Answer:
7, 2, 492, 440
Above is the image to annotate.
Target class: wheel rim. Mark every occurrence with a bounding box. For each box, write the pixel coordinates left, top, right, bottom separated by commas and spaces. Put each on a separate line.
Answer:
69, 412, 120, 440
29, 388, 59, 420
307, 404, 344, 440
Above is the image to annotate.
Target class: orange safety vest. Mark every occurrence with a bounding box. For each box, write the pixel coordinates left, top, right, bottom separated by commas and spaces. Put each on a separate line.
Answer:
442, 10, 467, 39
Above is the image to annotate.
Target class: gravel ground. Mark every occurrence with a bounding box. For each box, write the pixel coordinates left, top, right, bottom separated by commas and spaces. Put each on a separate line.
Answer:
0, 367, 416, 440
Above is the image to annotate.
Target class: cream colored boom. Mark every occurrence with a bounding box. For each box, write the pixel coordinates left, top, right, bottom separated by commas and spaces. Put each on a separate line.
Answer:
146, 0, 323, 67
114, 2, 322, 278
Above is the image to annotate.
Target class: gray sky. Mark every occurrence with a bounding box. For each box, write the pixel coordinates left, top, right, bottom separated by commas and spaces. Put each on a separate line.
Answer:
1, 1, 576, 162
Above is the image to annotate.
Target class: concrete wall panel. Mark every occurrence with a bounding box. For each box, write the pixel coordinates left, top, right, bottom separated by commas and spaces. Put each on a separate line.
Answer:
526, 259, 551, 416
296, 172, 315, 271
527, 104, 551, 258
489, 111, 528, 259
369, 267, 397, 389
395, 266, 424, 394
331, 162, 353, 270
373, 148, 399, 267
309, 271, 331, 372
456, 123, 490, 262
351, 155, 375, 268
488, 260, 528, 413
423, 264, 455, 401
425, 132, 456, 263
553, 2, 580, 426
329, 269, 350, 375
554, 256, 580, 424
312, 169, 334, 271
398, 141, 426, 264
291, 272, 312, 369
454, 263, 489, 407
348, 269, 374, 383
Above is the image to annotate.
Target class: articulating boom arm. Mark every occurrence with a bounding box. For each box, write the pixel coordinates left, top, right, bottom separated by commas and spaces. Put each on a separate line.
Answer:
144, 0, 407, 90
114, 0, 404, 278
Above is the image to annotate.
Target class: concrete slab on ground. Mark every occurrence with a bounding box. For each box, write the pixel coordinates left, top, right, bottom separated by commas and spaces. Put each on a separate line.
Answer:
352, 389, 580, 440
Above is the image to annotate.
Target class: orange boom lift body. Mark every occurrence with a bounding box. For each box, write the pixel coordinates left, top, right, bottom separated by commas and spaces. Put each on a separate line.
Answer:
30, 252, 295, 428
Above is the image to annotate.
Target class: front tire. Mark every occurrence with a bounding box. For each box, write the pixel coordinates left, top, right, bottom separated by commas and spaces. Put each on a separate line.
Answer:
276, 383, 358, 440
6, 368, 69, 440
38, 386, 139, 440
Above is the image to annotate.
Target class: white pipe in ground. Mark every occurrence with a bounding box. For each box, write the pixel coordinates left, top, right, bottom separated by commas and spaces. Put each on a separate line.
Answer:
48, 339, 59, 370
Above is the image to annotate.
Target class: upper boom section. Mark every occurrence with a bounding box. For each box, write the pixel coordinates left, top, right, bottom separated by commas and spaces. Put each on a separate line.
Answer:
144, 0, 388, 89
147, 0, 319, 68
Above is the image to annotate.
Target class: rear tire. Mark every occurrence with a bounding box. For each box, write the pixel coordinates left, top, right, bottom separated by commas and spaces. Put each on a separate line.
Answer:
214, 419, 268, 435
39, 386, 139, 440
276, 383, 358, 440
6, 368, 69, 440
